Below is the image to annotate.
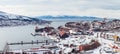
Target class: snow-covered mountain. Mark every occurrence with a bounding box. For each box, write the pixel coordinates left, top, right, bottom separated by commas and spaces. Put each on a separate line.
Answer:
0, 11, 50, 27
37, 15, 103, 19
37, 15, 114, 21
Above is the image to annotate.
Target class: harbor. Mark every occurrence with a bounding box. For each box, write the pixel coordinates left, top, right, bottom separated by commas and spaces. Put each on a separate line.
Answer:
0, 0, 120, 54
0, 19, 120, 54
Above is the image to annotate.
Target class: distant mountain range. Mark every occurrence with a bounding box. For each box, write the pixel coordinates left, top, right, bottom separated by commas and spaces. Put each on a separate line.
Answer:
0, 11, 50, 27
37, 15, 106, 21
0, 11, 115, 27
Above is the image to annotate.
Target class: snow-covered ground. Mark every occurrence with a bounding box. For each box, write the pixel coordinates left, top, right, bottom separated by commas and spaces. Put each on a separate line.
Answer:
55, 33, 120, 54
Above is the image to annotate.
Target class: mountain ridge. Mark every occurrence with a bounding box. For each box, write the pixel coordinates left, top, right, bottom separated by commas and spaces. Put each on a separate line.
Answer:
0, 11, 50, 27
37, 15, 102, 19
37, 15, 117, 19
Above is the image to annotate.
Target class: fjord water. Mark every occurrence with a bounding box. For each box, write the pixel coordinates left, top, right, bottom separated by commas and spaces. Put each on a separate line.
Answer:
0, 25, 37, 50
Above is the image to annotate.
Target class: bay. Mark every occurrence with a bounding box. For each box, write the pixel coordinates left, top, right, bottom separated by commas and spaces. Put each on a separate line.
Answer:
0, 19, 81, 51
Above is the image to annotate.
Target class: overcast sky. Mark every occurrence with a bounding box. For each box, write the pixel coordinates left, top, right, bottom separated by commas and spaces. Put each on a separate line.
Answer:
0, 0, 120, 18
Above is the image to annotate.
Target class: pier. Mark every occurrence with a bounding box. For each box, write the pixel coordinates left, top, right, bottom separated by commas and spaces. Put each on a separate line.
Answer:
1, 40, 51, 54
7, 40, 49, 45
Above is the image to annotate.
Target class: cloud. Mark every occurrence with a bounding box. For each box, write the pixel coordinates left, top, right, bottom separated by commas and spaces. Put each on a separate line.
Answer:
0, 0, 120, 18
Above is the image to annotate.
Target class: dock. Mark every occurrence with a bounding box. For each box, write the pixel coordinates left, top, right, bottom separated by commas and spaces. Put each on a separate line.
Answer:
7, 40, 49, 45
